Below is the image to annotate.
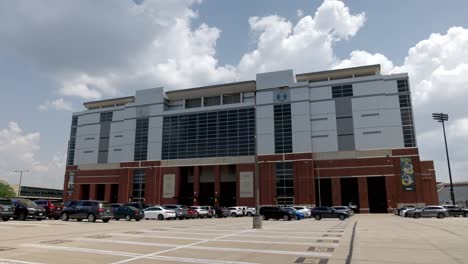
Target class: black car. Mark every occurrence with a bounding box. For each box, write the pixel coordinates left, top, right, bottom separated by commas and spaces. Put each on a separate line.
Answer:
61, 200, 113, 222
0, 198, 15, 221
311, 206, 348, 220
442, 205, 468, 217
259, 206, 296, 221
213, 206, 229, 218
11, 198, 47, 221
110, 203, 124, 213
124, 202, 150, 210
114, 206, 144, 221
34, 200, 62, 220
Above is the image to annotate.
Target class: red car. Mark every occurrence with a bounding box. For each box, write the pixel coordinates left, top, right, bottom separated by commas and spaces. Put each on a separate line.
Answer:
34, 200, 63, 220
185, 207, 199, 219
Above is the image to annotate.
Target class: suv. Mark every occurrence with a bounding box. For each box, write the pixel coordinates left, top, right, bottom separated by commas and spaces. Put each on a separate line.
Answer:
259, 206, 295, 221
11, 198, 47, 221
163, 204, 189, 220
0, 198, 15, 221
34, 200, 62, 220
228, 207, 244, 217
201, 206, 215, 218
442, 205, 468, 217
310, 206, 348, 220
406, 206, 449, 219
61, 200, 113, 222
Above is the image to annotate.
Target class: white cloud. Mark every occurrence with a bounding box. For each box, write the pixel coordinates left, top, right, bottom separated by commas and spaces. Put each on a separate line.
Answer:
38, 98, 73, 111
333, 50, 395, 74
297, 9, 304, 18
0, 122, 64, 189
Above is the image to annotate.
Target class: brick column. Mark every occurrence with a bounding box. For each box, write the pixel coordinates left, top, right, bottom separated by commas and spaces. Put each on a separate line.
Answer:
214, 165, 221, 206
358, 177, 370, 213
89, 184, 97, 200
331, 178, 342, 206
118, 169, 132, 203
193, 166, 200, 205
104, 184, 112, 202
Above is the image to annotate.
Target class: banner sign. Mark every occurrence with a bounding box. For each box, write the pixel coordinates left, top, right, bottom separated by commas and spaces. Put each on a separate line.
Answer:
163, 174, 175, 198
239, 171, 254, 197
67, 171, 75, 196
400, 157, 415, 191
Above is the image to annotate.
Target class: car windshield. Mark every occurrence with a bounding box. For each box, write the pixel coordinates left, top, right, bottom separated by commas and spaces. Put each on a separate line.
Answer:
19, 199, 38, 208
126, 206, 138, 211
51, 201, 62, 206
334, 207, 346, 210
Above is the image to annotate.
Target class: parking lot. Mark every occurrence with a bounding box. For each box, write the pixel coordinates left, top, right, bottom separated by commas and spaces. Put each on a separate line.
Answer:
0, 215, 467, 264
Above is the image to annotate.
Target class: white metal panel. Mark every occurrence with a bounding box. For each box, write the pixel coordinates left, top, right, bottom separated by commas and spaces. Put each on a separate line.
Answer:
77, 113, 99, 126
291, 101, 309, 115
290, 87, 308, 102
256, 91, 274, 105
293, 131, 312, 153
309, 87, 331, 101
257, 133, 275, 155
311, 131, 338, 152
257, 117, 274, 135
256, 105, 273, 119
310, 100, 335, 115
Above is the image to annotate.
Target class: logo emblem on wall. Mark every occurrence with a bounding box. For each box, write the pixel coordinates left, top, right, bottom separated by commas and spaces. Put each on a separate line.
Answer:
400, 157, 415, 191
276, 90, 288, 101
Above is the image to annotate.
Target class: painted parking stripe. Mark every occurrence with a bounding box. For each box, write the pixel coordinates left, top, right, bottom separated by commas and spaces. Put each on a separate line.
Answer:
216, 239, 339, 247
231, 234, 340, 240
0, 259, 43, 264
21, 244, 257, 264
109, 233, 207, 241
138, 230, 229, 236
76, 238, 333, 258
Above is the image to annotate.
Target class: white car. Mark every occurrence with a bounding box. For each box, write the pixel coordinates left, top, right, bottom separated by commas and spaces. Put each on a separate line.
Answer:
400, 207, 416, 217
190, 206, 209, 218
293, 206, 311, 218
245, 207, 256, 216
228, 207, 243, 217
144, 206, 176, 220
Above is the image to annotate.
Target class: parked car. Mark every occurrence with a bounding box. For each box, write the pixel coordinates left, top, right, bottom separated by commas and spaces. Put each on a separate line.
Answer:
348, 202, 358, 213
332, 206, 354, 216
144, 206, 176, 220
190, 206, 209, 218
406, 206, 449, 219
293, 206, 311, 218
228, 207, 244, 217
124, 202, 150, 210
285, 207, 304, 220
310, 206, 348, 221
34, 200, 62, 220
114, 206, 144, 221
186, 207, 199, 219
163, 204, 189, 220
213, 206, 229, 218
442, 205, 468, 217
400, 207, 417, 217
11, 198, 47, 221
394, 205, 415, 216
201, 206, 215, 218
0, 198, 15, 221
260, 206, 295, 221
61, 200, 113, 222
110, 203, 124, 213
245, 207, 256, 216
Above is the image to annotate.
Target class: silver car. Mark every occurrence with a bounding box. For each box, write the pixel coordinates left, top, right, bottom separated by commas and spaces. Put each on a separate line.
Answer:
406, 206, 449, 219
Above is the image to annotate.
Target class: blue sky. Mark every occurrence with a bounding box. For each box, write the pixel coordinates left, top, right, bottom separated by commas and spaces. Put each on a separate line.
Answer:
1, 0, 468, 188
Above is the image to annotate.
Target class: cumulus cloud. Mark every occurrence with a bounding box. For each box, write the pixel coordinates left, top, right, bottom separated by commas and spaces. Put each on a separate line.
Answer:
0, 122, 64, 189
38, 98, 74, 111
333, 50, 395, 74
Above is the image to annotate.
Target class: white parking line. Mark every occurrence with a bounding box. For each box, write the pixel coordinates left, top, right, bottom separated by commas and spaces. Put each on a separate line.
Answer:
215, 239, 339, 247
76, 238, 333, 257
21, 244, 257, 264
0, 259, 43, 264
109, 233, 207, 241
231, 234, 340, 240
137, 230, 226, 236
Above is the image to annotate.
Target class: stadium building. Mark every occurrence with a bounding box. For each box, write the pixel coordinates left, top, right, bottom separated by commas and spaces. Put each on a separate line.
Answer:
63, 64, 438, 213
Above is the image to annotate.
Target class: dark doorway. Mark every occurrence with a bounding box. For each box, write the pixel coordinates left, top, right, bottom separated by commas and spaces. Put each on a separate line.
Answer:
96, 184, 105, 201
220, 182, 236, 207
199, 182, 214, 205
110, 184, 119, 203
315, 178, 332, 207
340, 177, 360, 211
80, 184, 90, 200
367, 177, 388, 213
179, 167, 194, 206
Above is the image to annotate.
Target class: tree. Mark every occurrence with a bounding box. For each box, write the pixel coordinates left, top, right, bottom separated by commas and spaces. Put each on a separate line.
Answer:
0, 180, 16, 198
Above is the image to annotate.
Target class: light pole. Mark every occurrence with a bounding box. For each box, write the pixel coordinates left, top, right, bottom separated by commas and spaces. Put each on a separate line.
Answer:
432, 113, 455, 205
14, 170, 29, 197
317, 164, 321, 207
253, 91, 262, 229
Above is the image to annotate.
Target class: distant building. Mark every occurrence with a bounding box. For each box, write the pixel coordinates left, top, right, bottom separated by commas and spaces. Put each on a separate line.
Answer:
64, 64, 438, 213
12, 185, 63, 200
438, 182, 468, 207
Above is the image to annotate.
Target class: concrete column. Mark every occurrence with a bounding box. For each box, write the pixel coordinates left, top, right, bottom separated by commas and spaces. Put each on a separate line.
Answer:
331, 177, 342, 206
104, 184, 112, 202
358, 177, 370, 213
214, 165, 221, 206
89, 184, 97, 200
193, 166, 200, 205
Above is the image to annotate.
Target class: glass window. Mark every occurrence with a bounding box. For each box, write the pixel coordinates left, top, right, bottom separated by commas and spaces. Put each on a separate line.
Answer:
222, 93, 241, 104
133, 169, 146, 200
397, 79, 409, 93
99, 112, 113, 122
274, 104, 293, 154
332, 84, 353, 98
185, 98, 202, 109
134, 118, 149, 161
203, 96, 221, 107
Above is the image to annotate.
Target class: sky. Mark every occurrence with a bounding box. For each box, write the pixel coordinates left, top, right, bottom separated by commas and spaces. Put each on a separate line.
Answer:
1, 0, 468, 189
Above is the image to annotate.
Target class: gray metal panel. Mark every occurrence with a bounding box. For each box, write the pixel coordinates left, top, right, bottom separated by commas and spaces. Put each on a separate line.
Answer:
256, 70, 295, 90
336, 117, 354, 135
338, 134, 355, 151
335, 97, 352, 117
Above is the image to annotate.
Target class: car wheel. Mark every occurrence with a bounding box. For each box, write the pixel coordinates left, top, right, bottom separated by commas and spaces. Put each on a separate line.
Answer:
2, 217, 9, 221
437, 213, 445, 219
53, 216, 60, 220
87, 213, 96, 222
102, 218, 110, 223
115, 218, 120, 221
36, 218, 43, 221
77, 219, 83, 222
339, 214, 346, 221
231, 213, 236, 217
247, 212, 252, 217
125, 215, 132, 221
464, 212, 468, 217
135, 219, 140, 221
413, 213, 421, 219
282, 215, 290, 221
18, 213, 26, 221
61, 213, 69, 221
314, 215, 322, 221
158, 214, 164, 220
295, 215, 299, 220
